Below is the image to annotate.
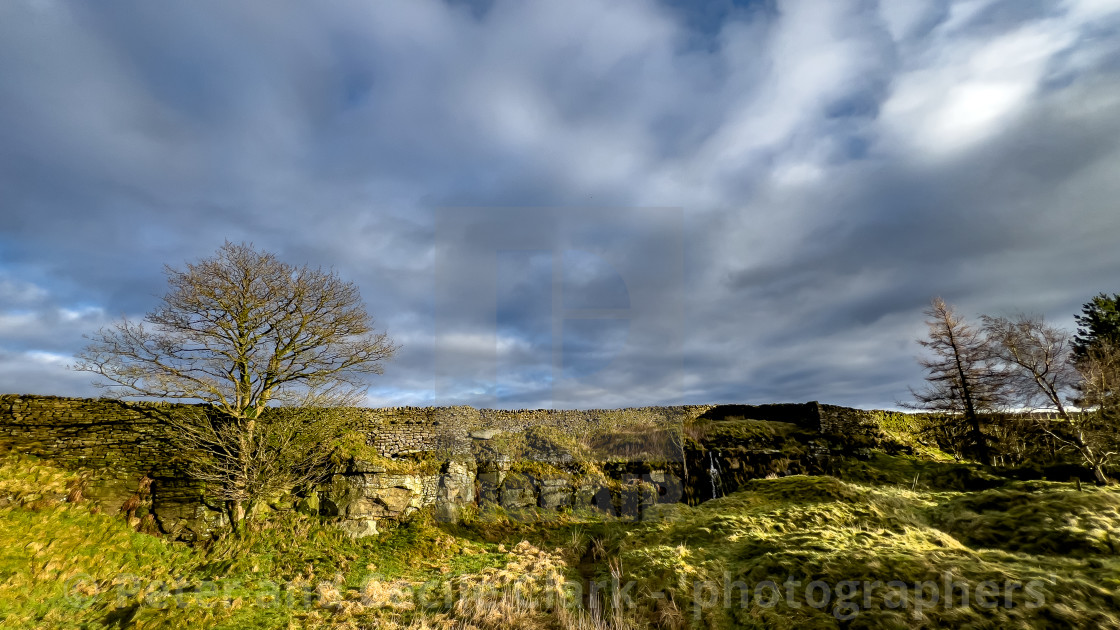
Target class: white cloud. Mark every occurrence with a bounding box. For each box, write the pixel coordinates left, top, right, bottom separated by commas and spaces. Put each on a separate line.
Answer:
24, 350, 68, 366
879, 0, 943, 41
0, 0, 1119, 408
880, 20, 1077, 158
0, 277, 49, 304
1065, 0, 1120, 21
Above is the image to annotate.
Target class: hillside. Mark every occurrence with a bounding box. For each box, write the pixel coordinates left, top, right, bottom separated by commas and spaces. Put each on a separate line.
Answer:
2, 410, 1119, 629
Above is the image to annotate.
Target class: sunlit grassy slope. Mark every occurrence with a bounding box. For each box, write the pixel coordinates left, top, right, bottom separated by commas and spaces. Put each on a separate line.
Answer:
4, 439, 1120, 628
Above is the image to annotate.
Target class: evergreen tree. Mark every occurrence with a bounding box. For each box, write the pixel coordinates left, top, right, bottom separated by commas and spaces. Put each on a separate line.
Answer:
1073, 293, 1120, 360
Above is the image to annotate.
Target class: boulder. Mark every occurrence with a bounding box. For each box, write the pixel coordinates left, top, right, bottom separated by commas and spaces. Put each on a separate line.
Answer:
296, 493, 320, 516
470, 428, 502, 440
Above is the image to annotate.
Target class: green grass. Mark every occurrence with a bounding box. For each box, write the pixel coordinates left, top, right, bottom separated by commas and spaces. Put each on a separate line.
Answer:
838, 451, 1006, 491
929, 483, 1120, 557
0, 454, 517, 629
6, 443, 1120, 629
608, 475, 1120, 628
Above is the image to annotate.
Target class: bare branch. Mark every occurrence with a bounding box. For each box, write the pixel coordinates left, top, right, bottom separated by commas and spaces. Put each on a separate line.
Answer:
72, 241, 398, 531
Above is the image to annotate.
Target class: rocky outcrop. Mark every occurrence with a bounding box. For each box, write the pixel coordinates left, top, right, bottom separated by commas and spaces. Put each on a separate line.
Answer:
0, 394, 903, 539
321, 465, 433, 521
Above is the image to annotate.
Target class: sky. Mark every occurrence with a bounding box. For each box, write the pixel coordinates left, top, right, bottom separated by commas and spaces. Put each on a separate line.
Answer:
1, 0, 1119, 410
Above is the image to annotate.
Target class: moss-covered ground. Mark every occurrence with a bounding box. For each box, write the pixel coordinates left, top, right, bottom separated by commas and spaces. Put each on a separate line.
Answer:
4, 426, 1120, 629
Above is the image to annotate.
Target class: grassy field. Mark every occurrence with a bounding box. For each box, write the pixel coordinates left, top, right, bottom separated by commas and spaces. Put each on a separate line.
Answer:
3, 445, 1120, 628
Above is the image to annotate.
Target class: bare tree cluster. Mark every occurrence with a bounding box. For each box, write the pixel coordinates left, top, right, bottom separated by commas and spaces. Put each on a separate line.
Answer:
912, 295, 1120, 482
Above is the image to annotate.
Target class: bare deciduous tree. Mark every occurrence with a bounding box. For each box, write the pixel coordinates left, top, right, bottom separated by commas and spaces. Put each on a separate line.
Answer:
1069, 342, 1120, 483
169, 395, 349, 526
910, 297, 1005, 463
980, 313, 1114, 481
981, 313, 1077, 415
74, 241, 398, 531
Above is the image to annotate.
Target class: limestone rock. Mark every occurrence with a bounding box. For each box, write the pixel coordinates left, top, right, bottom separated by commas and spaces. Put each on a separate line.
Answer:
500, 473, 537, 510
360, 486, 414, 516
322, 472, 428, 520
538, 477, 573, 510
434, 457, 476, 522
477, 470, 504, 505
338, 519, 379, 539
350, 459, 388, 474
296, 493, 320, 516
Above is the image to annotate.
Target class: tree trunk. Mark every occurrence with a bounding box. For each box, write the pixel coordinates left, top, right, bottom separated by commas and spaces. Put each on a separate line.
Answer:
1072, 431, 1110, 485
967, 414, 990, 465
949, 324, 990, 466
1092, 464, 1109, 485
231, 500, 246, 537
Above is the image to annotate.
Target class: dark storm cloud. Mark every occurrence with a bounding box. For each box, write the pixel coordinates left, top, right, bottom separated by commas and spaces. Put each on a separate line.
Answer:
1, 0, 1118, 408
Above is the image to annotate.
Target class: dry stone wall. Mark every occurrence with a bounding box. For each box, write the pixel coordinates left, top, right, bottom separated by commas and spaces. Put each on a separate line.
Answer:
818, 404, 887, 437
0, 394, 192, 469
0, 394, 223, 539
354, 405, 718, 457
0, 395, 891, 464
0, 394, 897, 539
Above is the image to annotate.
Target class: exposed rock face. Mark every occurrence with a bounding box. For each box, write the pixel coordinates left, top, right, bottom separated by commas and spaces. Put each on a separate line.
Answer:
0, 395, 900, 539
537, 477, 573, 510
315, 456, 694, 533
475, 454, 509, 506
318, 456, 486, 530
434, 457, 476, 522
321, 465, 431, 521
499, 473, 537, 510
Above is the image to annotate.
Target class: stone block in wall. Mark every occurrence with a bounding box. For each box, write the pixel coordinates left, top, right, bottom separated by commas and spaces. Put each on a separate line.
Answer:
537, 477, 573, 510
151, 476, 226, 542
499, 473, 536, 510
